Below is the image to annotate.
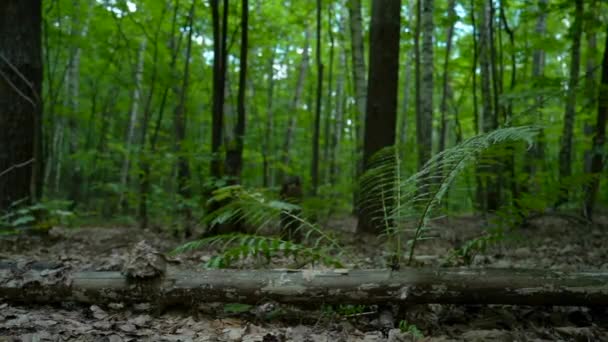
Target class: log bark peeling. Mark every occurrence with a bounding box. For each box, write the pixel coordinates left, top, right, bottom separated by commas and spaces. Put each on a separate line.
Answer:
1, 261, 607, 307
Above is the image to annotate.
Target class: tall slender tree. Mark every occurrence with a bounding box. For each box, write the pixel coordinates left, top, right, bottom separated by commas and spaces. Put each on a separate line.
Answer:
211, 0, 229, 179
523, 0, 548, 194
557, 0, 584, 206
417, 0, 434, 174
0, 0, 43, 211
583, 24, 608, 220
311, 0, 324, 195
174, 2, 196, 236
357, 0, 401, 234
225, 0, 249, 182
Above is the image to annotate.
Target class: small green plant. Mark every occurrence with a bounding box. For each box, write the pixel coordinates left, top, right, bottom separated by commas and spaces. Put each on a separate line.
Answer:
360, 126, 539, 268
172, 186, 346, 268
399, 320, 424, 338
446, 228, 505, 266
1, 199, 75, 234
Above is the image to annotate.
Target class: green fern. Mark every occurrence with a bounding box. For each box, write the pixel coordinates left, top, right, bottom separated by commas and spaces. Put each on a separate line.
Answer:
359, 126, 539, 267
172, 186, 345, 268
172, 233, 343, 268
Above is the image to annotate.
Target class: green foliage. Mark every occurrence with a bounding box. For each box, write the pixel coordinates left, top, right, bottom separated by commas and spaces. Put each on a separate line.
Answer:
359, 126, 539, 267
172, 186, 345, 268
398, 320, 424, 338
172, 233, 343, 268
0, 200, 75, 234
223, 303, 253, 314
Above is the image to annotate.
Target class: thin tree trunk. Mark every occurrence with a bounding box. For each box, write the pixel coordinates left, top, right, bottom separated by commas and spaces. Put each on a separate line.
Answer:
173, 2, 196, 236
210, 0, 229, 179
583, 0, 598, 178
438, 0, 456, 155
311, 0, 324, 196
348, 0, 367, 150
323, 3, 335, 183
582, 25, 608, 220
478, 0, 496, 212
499, 0, 519, 204
470, 0, 484, 212
139, 0, 181, 229
417, 0, 434, 175
399, 0, 416, 148
118, 39, 146, 212
523, 0, 548, 194
330, 49, 346, 184
281, 29, 310, 179
225, 0, 248, 182
557, 0, 584, 206
66, 0, 93, 207
262, 49, 275, 188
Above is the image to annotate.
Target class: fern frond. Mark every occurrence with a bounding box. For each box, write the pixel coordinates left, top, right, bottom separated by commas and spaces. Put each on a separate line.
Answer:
359, 126, 539, 266
171, 233, 344, 268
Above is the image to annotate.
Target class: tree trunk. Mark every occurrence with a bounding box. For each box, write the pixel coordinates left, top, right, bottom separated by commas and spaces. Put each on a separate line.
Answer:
438, 0, 456, 156
139, 0, 181, 229
581, 0, 598, 217
225, 0, 248, 183
323, 4, 335, 183
211, 0, 229, 179
583, 25, 608, 220
65, 0, 93, 207
330, 50, 346, 184
3, 263, 608, 307
281, 29, 310, 180
523, 0, 548, 194
557, 0, 584, 206
478, 0, 498, 212
311, 0, 324, 196
173, 2, 196, 236
417, 0, 434, 175
262, 49, 275, 188
348, 0, 367, 151
357, 0, 401, 234
0, 0, 42, 211
118, 39, 146, 212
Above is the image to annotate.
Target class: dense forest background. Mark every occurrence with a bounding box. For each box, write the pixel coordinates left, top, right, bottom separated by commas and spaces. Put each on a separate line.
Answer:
1, 0, 607, 240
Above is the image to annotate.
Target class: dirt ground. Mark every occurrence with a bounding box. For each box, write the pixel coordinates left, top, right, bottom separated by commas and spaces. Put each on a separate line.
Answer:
1, 214, 607, 341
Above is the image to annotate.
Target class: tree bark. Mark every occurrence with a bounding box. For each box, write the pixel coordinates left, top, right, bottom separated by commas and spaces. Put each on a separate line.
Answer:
523, 0, 548, 194
357, 0, 401, 234
262, 49, 275, 188
139, 0, 181, 229
438, 0, 456, 156
557, 0, 584, 206
311, 0, 324, 196
225, 0, 248, 183
118, 39, 146, 212
281, 29, 310, 180
173, 2, 196, 236
417, 0, 434, 174
0, 0, 42, 211
348, 0, 367, 151
2, 263, 608, 307
211, 0, 229, 179
583, 25, 608, 220
478, 0, 499, 211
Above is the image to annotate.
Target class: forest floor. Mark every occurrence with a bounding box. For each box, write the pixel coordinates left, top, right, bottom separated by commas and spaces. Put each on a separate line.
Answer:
1, 213, 608, 341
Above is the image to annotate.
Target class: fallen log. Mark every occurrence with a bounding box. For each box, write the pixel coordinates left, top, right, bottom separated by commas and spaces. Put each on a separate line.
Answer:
0, 261, 607, 307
